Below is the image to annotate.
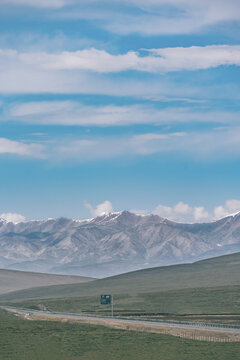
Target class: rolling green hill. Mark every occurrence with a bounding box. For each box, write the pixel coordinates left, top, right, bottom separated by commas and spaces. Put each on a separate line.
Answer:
0, 252, 240, 304
0, 269, 94, 295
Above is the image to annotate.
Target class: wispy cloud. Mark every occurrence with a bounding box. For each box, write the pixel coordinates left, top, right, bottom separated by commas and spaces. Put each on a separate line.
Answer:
2, 46, 240, 98
0, 138, 45, 158
4, 100, 240, 127
8, 0, 239, 36
2, 1, 240, 37
8, 46, 240, 73
50, 126, 238, 161
56, 132, 186, 160
0, 31, 102, 53
52, 125, 240, 161
2, 125, 240, 161
49, 0, 240, 35
0, 49, 169, 95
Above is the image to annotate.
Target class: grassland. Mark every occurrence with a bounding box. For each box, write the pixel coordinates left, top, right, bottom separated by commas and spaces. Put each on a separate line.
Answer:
0, 252, 239, 303
0, 309, 239, 360
1, 253, 240, 326
5, 285, 240, 317
0, 268, 93, 295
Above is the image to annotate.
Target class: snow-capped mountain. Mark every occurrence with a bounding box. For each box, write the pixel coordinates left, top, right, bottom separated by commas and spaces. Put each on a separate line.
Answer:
0, 211, 240, 277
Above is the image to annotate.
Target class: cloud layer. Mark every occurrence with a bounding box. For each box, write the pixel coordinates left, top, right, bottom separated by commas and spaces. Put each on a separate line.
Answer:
4, 99, 240, 132
85, 199, 240, 223
53, 126, 240, 160
8, 100, 240, 127
2, 199, 240, 224
3, 45, 240, 74
153, 199, 240, 222
3, 125, 240, 161
153, 202, 210, 222
0, 45, 239, 97
3, 1, 240, 36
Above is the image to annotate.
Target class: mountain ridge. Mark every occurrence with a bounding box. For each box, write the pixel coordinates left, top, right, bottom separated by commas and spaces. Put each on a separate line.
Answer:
2, 209, 240, 226
0, 210, 240, 277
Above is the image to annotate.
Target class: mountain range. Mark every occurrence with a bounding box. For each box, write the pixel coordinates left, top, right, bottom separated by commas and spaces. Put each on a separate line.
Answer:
1, 211, 240, 277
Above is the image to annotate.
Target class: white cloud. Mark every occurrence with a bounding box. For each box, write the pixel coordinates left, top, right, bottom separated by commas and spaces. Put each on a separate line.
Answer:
13, 46, 240, 73
0, 49, 171, 96
2, 46, 240, 99
5, 100, 240, 128
214, 199, 240, 219
0, 138, 45, 158
153, 204, 173, 219
174, 201, 192, 215
146, 46, 240, 72
84, 198, 239, 222
56, 132, 186, 160
8, 101, 162, 126
52, 125, 240, 161
0, 213, 26, 224
130, 132, 186, 155
1, 113, 240, 162
153, 201, 198, 222
2, 1, 240, 36
84, 200, 113, 217
152, 199, 240, 223
193, 207, 209, 222
0, 125, 238, 162
51, 0, 240, 35
19, 49, 139, 72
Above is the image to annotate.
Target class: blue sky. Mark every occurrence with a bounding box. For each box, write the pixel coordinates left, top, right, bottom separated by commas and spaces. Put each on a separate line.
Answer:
0, 0, 240, 223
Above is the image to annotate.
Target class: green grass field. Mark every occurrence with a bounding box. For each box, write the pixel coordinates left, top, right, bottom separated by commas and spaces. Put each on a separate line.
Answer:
1, 252, 239, 303
1, 253, 240, 325
5, 285, 240, 317
0, 309, 239, 360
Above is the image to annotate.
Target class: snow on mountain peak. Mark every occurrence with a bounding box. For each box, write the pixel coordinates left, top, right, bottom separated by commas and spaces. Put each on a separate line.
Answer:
0, 213, 26, 224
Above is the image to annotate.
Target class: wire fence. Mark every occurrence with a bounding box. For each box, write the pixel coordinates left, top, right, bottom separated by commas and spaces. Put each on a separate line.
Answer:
1, 305, 240, 342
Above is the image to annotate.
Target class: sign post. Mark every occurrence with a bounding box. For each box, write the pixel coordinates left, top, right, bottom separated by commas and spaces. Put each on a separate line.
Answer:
100, 294, 113, 317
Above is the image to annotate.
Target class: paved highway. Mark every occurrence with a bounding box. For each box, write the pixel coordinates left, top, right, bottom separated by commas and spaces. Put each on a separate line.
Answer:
1, 305, 240, 336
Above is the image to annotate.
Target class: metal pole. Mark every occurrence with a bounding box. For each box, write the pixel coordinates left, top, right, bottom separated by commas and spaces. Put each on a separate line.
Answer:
111, 295, 114, 318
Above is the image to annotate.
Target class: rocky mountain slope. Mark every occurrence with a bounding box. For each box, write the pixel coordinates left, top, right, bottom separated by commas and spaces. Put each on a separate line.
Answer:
0, 211, 240, 277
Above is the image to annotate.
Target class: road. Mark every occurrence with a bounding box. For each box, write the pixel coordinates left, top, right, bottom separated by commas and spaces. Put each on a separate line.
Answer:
1, 305, 240, 340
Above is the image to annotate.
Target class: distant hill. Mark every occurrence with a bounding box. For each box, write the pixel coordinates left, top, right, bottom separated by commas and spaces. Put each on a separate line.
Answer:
1, 252, 240, 302
0, 269, 94, 295
0, 211, 240, 277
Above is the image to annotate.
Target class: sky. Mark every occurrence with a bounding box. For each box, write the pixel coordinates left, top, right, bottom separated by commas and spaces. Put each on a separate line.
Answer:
0, 0, 240, 223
